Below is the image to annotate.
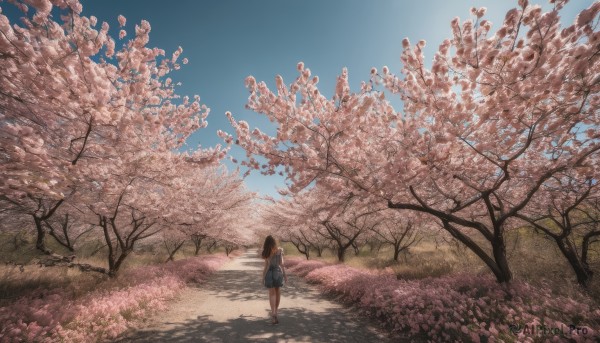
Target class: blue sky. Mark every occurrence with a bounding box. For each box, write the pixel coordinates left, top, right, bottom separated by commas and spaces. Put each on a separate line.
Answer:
8, 0, 590, 198
84, 0, 591, 199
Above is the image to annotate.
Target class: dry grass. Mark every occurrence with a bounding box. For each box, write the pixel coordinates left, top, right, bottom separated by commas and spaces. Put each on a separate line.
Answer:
505, 228, 600, 301
0, 264, 105, 305
282, 239, 485, 278
3, 231, 598, 304
0, 234, 227, 305
282, 230, 600, 303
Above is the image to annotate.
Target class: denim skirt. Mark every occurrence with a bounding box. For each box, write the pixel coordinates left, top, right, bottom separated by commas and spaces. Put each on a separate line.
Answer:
265, 266, 284, 288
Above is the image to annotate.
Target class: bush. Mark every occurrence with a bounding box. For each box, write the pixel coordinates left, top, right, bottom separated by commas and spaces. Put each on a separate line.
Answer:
287, 257, 600, 342
0, 255, 228, 342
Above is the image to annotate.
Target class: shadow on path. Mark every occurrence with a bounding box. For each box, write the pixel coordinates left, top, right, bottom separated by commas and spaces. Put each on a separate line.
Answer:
198, 269, 324, 303
117, 249, 393, 343
119, 306, 385, 343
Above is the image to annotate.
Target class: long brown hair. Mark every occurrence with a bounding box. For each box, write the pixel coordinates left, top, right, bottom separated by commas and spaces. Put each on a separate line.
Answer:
261, 235, 276, 259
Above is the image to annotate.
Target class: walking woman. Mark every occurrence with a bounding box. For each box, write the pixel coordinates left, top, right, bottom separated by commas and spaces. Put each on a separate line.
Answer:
261, 235, 287, 324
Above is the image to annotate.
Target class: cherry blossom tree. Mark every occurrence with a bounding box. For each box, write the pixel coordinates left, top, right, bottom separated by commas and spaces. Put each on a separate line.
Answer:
281, 187, 385, 262
0, 0, 220, 256
261, 196, 316, 259
76, 153, 239, 274
371, 210, 423, 262
190, 233, 207, 256
224, 242, 237, 256
0, 0, 250, 278
225, 1, 600, 283
164, 165, 256, 259
81, 153, 171, 275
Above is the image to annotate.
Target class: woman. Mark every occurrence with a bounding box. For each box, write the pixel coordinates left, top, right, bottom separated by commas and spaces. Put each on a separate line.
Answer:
261, 235, 287, 324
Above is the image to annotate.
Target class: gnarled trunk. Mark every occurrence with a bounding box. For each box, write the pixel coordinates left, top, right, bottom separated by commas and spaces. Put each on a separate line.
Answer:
556, 238, 593, 287
34, 216, 52, 255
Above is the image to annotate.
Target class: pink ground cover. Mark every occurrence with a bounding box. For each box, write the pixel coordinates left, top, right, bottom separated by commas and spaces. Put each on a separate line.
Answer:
286, 257, 600, 342
0, 255, 228, 343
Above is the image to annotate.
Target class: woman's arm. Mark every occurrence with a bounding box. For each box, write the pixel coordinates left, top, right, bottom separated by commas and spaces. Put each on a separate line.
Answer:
280, 249, 288, 283
262, 258, 268, 285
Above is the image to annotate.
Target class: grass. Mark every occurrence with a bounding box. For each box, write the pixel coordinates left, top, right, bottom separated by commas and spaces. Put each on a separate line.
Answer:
281, 240, 482, 278
281, 229, 600, 304
0, 262, 106, 306
3, 229, 599, 305
0, 233, 229, 305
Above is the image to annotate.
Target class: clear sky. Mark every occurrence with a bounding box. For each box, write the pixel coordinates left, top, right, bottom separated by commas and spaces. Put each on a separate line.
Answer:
17, 1, 593, 198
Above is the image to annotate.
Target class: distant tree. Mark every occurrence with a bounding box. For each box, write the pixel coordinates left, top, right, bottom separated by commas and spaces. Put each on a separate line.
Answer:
371, 210, 423, 262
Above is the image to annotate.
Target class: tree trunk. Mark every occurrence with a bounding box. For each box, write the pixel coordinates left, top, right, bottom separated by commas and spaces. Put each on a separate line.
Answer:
315, 246, 323, 257
491, 235, 513, 283
444, 220, 512, 283
388, 200, 514, 283
225, 245, 236, 256
393, 243, 401, 262
47, 231, 75, 252
33, 216, 52, 254
31, 199, 64, 255
165, 241, 186, 262
581, 231, 599, 280
291, 239, 310, 260
191, 234, 205, 256
109, 251, 129, 277
556, 238, 593, 287
352, 242, 360, 256
337, 246, 346, 262
45, 215, 76, 252
206, 240, 217, 253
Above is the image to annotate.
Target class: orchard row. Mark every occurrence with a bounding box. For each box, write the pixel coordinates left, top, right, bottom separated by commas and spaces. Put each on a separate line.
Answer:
247, 1, 600, 287
0, 0, 255, 276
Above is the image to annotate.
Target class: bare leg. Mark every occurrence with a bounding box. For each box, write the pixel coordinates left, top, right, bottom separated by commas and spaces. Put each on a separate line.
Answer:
275, 287, 281, 315
268, 288, 276, 318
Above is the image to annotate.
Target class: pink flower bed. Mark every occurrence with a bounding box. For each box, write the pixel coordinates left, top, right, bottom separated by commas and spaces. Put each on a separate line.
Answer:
0, 255, 228, 343
286, 257, 600, 342
286, 260, 327, 277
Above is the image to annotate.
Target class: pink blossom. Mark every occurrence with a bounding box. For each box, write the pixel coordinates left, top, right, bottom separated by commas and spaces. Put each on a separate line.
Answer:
0, 255, 228, 342
402, 37, 410, 48
27, 0, 52, 14
286, 258, 600, 342
577, 2, 600, 27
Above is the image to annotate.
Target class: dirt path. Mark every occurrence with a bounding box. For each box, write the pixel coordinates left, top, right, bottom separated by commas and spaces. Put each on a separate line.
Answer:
117, 249, 393, 342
